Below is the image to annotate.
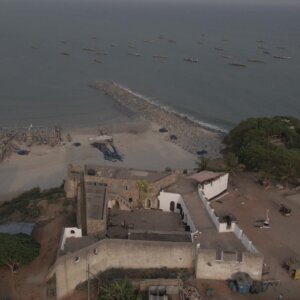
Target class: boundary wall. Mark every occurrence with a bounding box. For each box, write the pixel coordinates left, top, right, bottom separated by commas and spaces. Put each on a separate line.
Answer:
198, 190, 258, 254
195, 248, 263, 280
48, 239, 193, 299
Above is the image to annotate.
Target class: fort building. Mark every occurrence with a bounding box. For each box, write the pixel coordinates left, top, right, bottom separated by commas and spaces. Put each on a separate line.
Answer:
48, 165, 264, 299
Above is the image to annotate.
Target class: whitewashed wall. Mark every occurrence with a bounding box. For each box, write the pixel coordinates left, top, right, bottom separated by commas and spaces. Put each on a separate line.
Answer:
199, 174, 229, 200
198, 191, 258, 254
158, 191, 196, 233
158, 192, 181, 212
60, 227, 82, 251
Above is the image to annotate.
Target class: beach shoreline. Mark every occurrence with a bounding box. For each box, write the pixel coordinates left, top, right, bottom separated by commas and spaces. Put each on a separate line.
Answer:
89, 80, 225, 157
0, 81, 225, 203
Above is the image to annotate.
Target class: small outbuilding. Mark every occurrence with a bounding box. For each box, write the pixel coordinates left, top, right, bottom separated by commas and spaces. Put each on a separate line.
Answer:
190, 171, 229, 200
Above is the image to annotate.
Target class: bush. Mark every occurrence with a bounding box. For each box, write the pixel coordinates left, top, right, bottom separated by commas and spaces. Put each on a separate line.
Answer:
0, 233, 40, 272
225, 116, 300, 184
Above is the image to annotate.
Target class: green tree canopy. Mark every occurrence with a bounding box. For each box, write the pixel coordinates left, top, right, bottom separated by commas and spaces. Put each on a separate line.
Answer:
98, 279, 137, 300
224, 116, 300, 184
0, 233, 40, 272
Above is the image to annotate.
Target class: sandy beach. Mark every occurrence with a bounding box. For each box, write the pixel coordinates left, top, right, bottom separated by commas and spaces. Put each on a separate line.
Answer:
0, 121, 198, 202
0, 81, 225, 203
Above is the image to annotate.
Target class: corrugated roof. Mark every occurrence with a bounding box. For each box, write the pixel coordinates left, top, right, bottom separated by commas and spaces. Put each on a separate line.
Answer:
189, 171, 224, 183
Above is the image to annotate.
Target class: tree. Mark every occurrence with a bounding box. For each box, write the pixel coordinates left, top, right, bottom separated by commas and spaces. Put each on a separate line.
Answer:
98, 279, 137, 300
0, 233, 40, 272
136, 181, 151, 208
223, 153, 245, 174
195, 156, 209, 171
224, 116, 300, 184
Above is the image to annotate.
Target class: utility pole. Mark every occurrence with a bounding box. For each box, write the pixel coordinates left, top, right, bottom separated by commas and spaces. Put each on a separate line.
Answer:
88, 263, 90, 300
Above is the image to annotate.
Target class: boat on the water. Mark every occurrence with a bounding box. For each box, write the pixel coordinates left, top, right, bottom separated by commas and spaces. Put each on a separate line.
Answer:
82, 48, 97, 52
220, 55, 232, 59
196, 41, 204, 45
94, 59, 102, 63
168, 39, 176, 43
214, 47, 224, 51
273, 55, 291, 59
184, 58, 199, 63
229, 62, 247, 67
128, 52, 141, 57
248, 59, 265, 63
96, 52, 108, 56
153, 55, 168, 59
263, 50, 271, 55
61, 52, 70, 56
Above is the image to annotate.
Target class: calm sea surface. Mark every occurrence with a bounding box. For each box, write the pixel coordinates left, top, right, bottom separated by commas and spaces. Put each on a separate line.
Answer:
0, 0, 299, 131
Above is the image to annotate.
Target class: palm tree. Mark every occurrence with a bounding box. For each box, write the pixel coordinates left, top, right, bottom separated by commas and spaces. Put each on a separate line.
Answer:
98, 279, 137, 300
136, 180, 151, 208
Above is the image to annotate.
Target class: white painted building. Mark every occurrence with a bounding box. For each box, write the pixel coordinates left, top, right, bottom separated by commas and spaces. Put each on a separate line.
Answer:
158, 191, 196, 232
190, 171, 229, 200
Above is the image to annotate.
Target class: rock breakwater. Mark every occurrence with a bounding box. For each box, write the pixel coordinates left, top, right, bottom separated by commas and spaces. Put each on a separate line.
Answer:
89, 80, 224, 157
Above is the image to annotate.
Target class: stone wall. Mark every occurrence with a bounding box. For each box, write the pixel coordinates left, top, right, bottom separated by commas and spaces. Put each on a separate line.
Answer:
48, 239, 193, 299
65, 164, 82, 199
195, 249, 263, 280
84, 172, 178, 209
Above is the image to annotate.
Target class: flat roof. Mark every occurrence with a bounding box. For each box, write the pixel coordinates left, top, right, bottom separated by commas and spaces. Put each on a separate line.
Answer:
129, 230, 191, 243
62, 236, 98, 255
166, 177, 245, 252
85, 165, 171, 182
189, 171, 225, 183
0, 223, 35, 235
107, 210, 185, 239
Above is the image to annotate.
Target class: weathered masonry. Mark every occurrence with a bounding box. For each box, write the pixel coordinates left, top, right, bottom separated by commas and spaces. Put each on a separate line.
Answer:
49, 166, 264, 299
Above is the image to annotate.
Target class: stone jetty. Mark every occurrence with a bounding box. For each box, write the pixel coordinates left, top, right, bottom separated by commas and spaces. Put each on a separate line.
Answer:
89, 80, 224, 157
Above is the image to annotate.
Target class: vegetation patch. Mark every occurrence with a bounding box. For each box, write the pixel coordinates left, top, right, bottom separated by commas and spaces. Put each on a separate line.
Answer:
224, 116, 300, 184
0, 233, 40, 272
0, 185, 65, 221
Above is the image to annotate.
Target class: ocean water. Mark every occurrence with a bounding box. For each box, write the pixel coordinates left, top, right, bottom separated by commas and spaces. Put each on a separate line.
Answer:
0, 0, 299, 131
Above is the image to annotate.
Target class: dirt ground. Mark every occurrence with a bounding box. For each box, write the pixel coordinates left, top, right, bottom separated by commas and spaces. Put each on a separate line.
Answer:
1, 172, 299, 300
0, 195, 75, 300
209, 172, 300, 300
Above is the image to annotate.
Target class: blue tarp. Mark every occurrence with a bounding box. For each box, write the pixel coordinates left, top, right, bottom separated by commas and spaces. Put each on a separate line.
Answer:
0, 223, 35, 235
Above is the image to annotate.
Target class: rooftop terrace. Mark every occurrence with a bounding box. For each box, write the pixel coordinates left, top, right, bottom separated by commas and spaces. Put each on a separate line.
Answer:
166, 177, 246, 252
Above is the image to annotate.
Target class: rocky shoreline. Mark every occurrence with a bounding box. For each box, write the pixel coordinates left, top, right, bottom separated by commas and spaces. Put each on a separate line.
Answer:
89, 80, 225, 157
